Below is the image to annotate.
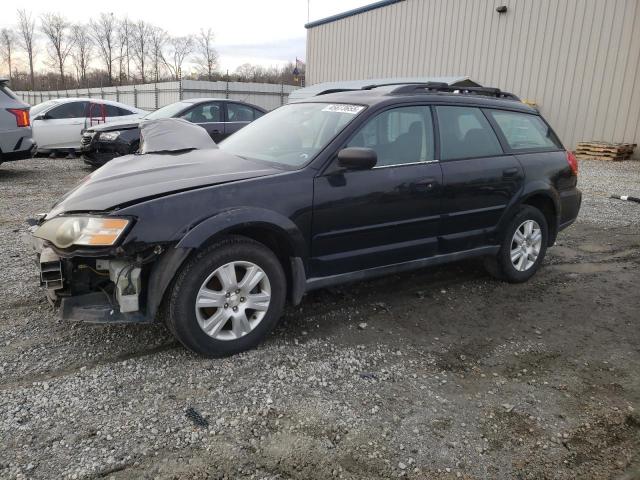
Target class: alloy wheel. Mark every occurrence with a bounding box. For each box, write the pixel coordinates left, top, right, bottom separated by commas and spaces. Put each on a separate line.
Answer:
510, 220, 542, 272
195, 261, 271, 341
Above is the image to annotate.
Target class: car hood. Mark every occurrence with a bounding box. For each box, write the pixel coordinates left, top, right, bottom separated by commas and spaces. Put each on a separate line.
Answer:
87, 120, 141, 133
46, 149, 281, 218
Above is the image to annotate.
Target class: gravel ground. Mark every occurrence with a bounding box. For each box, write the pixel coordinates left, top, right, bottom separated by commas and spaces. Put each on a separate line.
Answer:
0, 158, 639, 480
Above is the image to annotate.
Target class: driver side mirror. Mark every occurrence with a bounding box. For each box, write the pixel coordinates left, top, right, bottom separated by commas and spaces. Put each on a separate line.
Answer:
33, 113, 49, 121
337, 147, 377, 170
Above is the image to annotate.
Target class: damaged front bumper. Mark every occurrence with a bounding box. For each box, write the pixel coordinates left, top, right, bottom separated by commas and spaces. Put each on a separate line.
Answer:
28, 229, 153, 324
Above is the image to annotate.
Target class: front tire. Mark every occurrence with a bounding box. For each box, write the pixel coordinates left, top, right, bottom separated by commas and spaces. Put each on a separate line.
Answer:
166, 236, 286, 357
484, 206, 549, 283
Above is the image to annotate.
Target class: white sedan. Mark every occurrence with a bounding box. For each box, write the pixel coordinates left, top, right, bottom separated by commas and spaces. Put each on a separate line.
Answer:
30, 98, 147, 153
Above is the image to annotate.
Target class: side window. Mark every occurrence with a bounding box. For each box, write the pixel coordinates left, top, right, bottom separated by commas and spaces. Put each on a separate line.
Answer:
227, 103, 255, 122
436, 106, 503, 160
47, 101, 88, 119
487, 110, 562, 150
181, 103, 222, 123
347, 106, 434, 167
102, 104, 127, 117
252, 107, 264, 119
118, 107, 135, 116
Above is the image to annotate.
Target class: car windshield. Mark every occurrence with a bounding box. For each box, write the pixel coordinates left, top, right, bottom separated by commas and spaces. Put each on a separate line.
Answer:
30, 100, 59, 116
219, 102, 365, 168
144, 102, 189, 120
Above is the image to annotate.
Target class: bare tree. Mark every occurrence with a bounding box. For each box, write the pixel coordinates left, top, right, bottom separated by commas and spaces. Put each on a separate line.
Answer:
116, 18, 132, 84
194, 28, 218, 81
130, 20, 151, 82
89, 13, 116, 85
71, 24, 92, 87
235, 63, 257, 81
163, 35, 193, 80
16, 9, 37, 90
148, 26, 166, 82
0, 28, 16, 82
41, 13, 74, 88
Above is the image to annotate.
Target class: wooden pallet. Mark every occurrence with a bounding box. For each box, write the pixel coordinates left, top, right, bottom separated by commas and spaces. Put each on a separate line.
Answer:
575, 154, 629, 162
575, 141, 636, 161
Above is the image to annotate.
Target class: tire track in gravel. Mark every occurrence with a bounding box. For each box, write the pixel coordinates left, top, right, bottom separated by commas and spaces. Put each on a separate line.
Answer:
0, 341, 180, 391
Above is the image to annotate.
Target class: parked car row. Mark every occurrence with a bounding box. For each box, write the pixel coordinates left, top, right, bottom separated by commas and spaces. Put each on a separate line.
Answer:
81, 98, 265, 167
29, 98, 147, 154
0, 82, 267, 168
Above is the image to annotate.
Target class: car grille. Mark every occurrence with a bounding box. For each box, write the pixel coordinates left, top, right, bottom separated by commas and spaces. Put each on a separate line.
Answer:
80, 131, 96, 148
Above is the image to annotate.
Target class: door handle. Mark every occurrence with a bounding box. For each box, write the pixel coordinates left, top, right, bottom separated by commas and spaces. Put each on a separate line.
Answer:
415, 177, 437, 191
503, 167, 519, 177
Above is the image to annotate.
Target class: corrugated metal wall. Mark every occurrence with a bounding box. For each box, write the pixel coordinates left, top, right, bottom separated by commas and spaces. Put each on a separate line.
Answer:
306, 0, 640, 153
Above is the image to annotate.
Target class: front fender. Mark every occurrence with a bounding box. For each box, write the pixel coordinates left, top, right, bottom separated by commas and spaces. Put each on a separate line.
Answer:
176, 207, 307, 257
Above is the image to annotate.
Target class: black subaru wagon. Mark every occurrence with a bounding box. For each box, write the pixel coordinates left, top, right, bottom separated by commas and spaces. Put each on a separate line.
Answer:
32, 82, 581, 357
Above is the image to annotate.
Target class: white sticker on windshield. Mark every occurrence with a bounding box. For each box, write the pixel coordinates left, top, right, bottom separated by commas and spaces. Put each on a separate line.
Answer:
322, 104, 365, 115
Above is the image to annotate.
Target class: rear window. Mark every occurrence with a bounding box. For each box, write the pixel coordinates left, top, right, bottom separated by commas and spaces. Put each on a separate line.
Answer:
436, 106, 503, 160
0, 85, 20, 101
100, 104, 135, 117
487, 110, 562, 151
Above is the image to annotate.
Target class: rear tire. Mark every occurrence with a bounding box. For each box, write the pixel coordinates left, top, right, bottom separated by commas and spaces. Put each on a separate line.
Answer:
166, 235, 286, 357
484, 206, 548, 283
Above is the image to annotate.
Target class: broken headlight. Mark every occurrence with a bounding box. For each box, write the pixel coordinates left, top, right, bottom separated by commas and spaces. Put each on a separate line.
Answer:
33, 216, 130, 249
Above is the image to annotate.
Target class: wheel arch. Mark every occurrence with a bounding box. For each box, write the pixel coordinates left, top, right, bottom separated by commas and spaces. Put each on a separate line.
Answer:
496, 183, 560, 247
520, 190, 560, 246
147, 208, 308, 319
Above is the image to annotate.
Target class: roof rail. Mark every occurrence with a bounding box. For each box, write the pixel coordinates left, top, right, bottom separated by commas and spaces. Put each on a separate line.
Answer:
360, 81, 442, 90
315, 88, 359, 96
315, 82, 436, 94
390, 82, 520, 101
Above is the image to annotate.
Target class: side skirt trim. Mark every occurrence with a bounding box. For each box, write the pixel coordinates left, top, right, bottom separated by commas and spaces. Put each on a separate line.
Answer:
305, 245, 499, 291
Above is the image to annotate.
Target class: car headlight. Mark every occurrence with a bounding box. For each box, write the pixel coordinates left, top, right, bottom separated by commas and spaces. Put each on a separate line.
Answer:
99, 131, 121, 141
33, 216, 130, 249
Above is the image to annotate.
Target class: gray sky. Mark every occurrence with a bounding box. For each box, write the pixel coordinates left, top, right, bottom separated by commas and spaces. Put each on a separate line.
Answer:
1, 0, 373, 72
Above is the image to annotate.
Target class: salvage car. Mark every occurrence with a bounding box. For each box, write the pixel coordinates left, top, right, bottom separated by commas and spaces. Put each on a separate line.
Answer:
0, 78, 36, 164
30, 82, 582, 357
30, 98, 146, 155
80, 98, 266, 167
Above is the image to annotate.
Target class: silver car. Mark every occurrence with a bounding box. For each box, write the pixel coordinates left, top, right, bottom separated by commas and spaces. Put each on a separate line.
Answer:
0, 78, 36, 165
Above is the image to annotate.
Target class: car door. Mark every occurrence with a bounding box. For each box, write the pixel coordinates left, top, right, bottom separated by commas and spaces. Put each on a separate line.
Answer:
180, 102, 225, 143
311, 105, 442, 277
224, 103, 260, 139
435, 105, 524, 253
32, 100, 89, 150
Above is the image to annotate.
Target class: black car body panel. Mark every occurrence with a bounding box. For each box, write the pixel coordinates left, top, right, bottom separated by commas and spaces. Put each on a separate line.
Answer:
49, 149, 282, 217
32, 85, 582, 330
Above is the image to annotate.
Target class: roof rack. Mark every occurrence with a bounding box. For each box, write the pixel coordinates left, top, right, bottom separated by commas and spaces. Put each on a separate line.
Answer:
360, 81, 437, 90
390, 82, 520, 101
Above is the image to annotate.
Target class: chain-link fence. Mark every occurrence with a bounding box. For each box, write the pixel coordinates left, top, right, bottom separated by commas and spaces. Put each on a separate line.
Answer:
15, 80, 300, 112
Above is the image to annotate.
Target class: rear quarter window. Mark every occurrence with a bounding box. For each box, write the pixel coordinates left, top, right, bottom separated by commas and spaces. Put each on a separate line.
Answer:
436, 106, 503, 160
487, 110, 562, 151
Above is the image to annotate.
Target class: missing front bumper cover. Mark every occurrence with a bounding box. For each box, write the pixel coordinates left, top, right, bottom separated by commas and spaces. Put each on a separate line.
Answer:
60, 292, 152, 324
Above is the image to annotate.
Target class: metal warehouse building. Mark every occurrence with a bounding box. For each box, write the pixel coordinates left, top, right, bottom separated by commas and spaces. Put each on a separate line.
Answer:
305, 0, 640, 155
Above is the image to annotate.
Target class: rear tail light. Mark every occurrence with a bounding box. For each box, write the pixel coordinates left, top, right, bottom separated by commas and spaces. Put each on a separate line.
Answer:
566, 151, 578, 176
7, 108, 30, 127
